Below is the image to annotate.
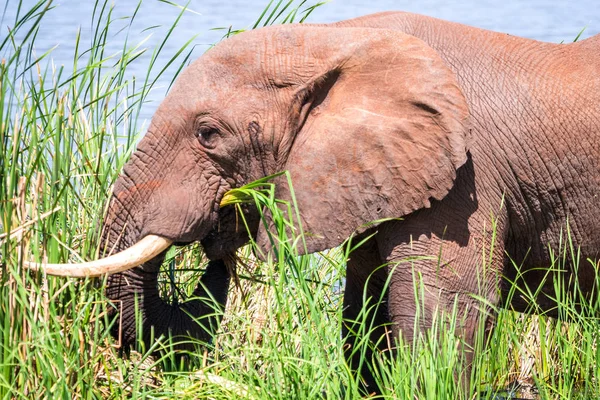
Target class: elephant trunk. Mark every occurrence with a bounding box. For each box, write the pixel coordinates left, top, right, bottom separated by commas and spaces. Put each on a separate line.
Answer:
104, 255, 231, 351
98, 189, 231, 350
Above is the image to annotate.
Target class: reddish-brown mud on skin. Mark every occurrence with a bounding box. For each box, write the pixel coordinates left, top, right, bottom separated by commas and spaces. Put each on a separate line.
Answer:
115, 180, 164, 202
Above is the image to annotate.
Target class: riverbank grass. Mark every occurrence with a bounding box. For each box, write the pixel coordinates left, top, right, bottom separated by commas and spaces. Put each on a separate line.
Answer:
1, 1, 599, 398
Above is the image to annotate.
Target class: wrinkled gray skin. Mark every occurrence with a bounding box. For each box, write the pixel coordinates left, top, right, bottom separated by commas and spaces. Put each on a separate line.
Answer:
101, 12, 600, 391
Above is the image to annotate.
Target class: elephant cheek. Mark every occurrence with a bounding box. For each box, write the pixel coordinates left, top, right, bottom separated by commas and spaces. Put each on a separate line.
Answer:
140, 180, 219, 244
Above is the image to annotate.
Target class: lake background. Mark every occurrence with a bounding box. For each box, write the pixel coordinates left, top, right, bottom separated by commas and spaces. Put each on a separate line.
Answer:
2, 0, 599, 126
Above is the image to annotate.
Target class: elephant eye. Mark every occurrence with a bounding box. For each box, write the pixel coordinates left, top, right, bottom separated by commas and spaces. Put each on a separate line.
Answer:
196, 126, 219, 149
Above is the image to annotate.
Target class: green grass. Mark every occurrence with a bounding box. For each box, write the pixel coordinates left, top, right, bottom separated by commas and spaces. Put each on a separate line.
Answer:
1, 1, 600, 398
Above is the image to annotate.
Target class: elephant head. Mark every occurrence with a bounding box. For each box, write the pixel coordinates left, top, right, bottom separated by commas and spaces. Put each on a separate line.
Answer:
30, 25, 470, 349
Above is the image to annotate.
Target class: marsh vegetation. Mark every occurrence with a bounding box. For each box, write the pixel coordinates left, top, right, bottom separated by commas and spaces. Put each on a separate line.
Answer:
1, 1, 599, 398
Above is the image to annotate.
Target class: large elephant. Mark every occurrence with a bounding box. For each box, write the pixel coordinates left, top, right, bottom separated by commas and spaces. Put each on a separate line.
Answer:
32, 11, 600, 390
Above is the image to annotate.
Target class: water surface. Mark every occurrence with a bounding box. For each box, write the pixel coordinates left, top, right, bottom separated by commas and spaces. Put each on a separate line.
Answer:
2, 0, 598, 124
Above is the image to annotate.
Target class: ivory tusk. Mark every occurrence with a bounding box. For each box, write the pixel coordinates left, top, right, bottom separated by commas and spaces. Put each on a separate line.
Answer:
23, 235, 173, 278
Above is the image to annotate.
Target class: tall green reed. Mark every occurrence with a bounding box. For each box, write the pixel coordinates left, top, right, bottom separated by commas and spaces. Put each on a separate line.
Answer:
2, 0, 599, 398
0, 0, 328, 397
0, 0, 198, 397
217, 174, 600, 399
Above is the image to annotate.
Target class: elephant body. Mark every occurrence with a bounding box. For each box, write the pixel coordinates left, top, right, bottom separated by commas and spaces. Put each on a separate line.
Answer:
93, 12, 599, 391
333, 11, 600, 315
336, 14, 600, 273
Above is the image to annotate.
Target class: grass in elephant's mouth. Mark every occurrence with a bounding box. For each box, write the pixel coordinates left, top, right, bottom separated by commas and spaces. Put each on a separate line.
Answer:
1, 1, 599, 399
157, 171, 289, 305
220, 172, 286, 208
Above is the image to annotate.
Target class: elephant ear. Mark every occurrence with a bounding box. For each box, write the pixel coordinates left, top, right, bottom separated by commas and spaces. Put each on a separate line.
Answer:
255, 27, 471, 255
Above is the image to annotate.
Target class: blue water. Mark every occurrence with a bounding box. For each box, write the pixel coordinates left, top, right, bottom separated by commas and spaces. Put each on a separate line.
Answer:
2, 0, 599, 125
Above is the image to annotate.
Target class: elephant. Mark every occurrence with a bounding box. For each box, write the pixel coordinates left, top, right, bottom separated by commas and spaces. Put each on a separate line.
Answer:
30, 11, 600, 393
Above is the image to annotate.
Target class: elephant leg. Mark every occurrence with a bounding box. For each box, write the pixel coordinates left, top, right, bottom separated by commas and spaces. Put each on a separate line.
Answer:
373, 152, 508, 389
376, 214, 505, 388
342, 231, 391, 394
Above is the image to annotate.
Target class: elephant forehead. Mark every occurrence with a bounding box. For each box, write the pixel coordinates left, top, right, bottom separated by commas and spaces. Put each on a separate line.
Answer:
176, 27, 322, 92
159, 58, 271, 117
